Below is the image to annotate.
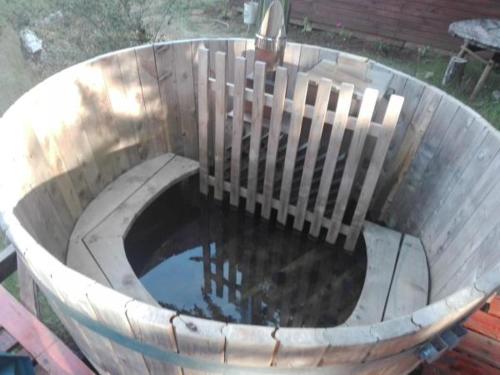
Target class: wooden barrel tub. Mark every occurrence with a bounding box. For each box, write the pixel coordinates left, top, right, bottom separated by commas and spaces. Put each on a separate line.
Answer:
0, 38, 499, 374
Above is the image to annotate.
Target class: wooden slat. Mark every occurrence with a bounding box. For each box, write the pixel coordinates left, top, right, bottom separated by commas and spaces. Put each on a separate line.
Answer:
134, 45, 169, 155
86, 283, 151, 375
277, 73, 309, 224
425, 349, 500, 375
490, 296, 500, 318
464, 310, 500, 341
458, 330, 500, 369
245, 61, 267, 213
173, 43, 198, 159
214, 51, 227, 201
229, 56, 247, 207
424, 134, 500, 255
155, 43, 183, 154
384, 234, 429, 320
326, 88, 378, 244
344, 222, 401, 326
293, 78, 332, 230
17, 255, 39, 317
197, 47, 210, 195
309, 83, 354, 237
344, 94, 404, 250
379, 87, 443, 223
262, 67, 288, 219
0, 286, 93, 375
172, 315, 225, 375
126, 301, 181, 375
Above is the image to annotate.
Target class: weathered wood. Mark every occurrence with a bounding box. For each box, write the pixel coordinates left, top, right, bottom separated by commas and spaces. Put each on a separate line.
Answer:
214, 51, 227, 201
17, 254, 40, 317
442, 56, 467, 86
262, 67, 288, 219
326, 88, 378, 244
293, 78, 332, 230
309, 83, 354, 237
245, 61, 267, 213
229, 57, 247, 207
344, 222, 401, 326
344, 94, 404, 250
198, 47, 210, 195
384, 234, 429, 320
277, 73, 309, 224
0, 286, 94, 375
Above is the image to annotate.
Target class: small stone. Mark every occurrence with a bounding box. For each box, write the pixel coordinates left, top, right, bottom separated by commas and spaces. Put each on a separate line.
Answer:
492, 90, 500, 102
20, 29, 43, 62
424, 71, 434, 80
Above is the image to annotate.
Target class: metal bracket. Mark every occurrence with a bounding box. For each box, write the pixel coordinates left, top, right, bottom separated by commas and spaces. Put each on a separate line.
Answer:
419, 324, 468, 363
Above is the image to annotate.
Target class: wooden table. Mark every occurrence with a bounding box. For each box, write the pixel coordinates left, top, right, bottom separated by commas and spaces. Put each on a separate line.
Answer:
445, 19, 500, 100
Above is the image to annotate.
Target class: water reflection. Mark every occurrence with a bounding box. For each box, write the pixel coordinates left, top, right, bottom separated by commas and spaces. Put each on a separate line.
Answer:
125, 177, 366, 328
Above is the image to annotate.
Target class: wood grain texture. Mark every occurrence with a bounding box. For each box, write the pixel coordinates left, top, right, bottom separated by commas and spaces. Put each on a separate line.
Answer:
245, 61, 267, 213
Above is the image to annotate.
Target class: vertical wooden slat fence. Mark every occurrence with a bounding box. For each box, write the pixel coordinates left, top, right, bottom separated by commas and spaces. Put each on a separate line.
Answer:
198, 48, 404, 250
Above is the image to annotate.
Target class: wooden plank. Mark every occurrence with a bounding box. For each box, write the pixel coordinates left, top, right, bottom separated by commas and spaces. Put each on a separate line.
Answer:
115, 49, 152, 163
155, 43, 183, 155
173, 43, 198, 159
344, 94, 404, 250
293, 78, 332, 230
86, 283, 151, 375
384, 98, 459, 227
371, 77, 422, 217
245, 61, 266, 213
326, 88, 378, 244
0, 244, 16, 282
223, 325, 276, 367
229, 56, 247, 207
309, 83, 354, 237
464, 310, 500, 341
458, 330, 500, 369
172, 315, 225, 375
17, 255, 39, 317
423, 134, 500, 255
379, 87, 443, 224
384, 234, 429, 320
126, 300, 181, 375
0, 286, 93, 375
344, 222, 401, 326
277, 73, 309, 224
490, 296, 500, 318
261, 67, 288, 219
197, 47, 210, 195
134, 45, 169, 155
406, 112, 486, 235
214, 51, 227, 201
427, 349, 500, 375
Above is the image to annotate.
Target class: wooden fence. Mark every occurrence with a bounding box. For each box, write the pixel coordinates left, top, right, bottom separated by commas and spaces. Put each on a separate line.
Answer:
231, 0, 500, 51
197, 47, 403, 250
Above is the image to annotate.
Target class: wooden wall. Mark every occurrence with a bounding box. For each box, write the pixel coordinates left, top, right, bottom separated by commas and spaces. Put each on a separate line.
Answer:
232, 0, 500, 51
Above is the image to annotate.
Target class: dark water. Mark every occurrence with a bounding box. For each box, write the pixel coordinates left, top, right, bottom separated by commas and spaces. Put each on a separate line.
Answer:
125, 177, 366, 328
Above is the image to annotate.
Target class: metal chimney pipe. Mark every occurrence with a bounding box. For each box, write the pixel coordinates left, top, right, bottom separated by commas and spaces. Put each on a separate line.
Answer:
254, 0, 287, 71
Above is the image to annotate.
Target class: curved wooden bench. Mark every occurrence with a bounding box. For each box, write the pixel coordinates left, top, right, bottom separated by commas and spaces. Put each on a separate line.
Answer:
345, 222, 429, 326
67, 153, 199, 304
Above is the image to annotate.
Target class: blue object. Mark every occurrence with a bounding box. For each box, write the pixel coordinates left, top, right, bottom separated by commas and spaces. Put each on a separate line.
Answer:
0, 353, 35, 375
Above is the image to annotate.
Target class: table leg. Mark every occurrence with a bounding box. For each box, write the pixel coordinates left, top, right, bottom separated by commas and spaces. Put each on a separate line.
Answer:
470, 59, 495, 101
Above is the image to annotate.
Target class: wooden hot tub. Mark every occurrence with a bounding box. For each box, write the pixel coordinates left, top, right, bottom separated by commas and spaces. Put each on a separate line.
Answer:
0, 38, 499, 374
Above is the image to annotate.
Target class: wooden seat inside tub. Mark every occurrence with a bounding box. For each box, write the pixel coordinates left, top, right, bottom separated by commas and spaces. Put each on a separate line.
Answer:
67, 153, 199, 305
345, 221, 429, 325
